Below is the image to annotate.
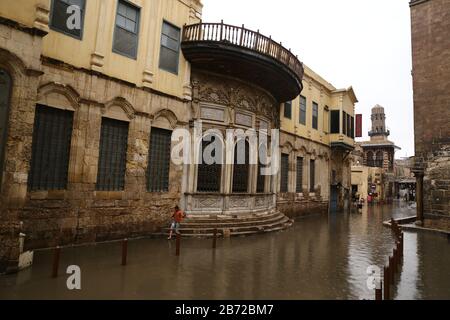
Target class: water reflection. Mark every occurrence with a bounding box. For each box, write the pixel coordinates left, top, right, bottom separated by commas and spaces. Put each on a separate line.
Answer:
0, 202, 449, 300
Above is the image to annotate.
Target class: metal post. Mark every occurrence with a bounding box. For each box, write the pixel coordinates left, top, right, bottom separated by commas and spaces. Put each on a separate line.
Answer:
389, 256, 395, 283
393, 248, 398, 273
384, 266, 390, 300
176, 233, 181, 256
375, 281, 383, 301
122, 239, 128, 266
212, 228, 217, 249
52, 246, 61, 278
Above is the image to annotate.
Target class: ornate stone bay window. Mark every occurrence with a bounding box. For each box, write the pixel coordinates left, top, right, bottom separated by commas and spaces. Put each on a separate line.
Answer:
181, 22, 304, 217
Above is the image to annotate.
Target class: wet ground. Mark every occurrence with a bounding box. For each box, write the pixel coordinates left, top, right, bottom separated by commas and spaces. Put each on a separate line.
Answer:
0, 202, 449, 300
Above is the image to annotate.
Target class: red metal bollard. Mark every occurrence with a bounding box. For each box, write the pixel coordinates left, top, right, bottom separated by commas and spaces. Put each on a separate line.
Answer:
176, 233, 181, 256
122, 239, 128, 266
52, 246, 61, 278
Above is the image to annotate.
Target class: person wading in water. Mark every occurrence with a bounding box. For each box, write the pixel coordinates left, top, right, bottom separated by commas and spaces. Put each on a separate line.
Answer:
168, 205, 186, 240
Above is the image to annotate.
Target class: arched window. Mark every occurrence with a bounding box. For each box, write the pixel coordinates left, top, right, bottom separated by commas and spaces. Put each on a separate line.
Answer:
232, 139, 250, 193
197, 134, 222, 192
0, 69, 12, 188
367, 151, 375, 167
376, 151, 384, 168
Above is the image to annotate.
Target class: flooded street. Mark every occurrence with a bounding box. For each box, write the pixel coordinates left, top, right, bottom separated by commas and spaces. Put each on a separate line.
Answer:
0, 202, 449, 300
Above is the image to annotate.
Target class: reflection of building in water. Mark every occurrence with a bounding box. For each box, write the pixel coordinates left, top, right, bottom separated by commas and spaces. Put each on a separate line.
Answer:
351, 106, 401, 202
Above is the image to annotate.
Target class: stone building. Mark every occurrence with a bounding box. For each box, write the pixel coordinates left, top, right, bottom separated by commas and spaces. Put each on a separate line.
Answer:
354, 105, 400, 201
0, 0, 357, 272
278, 66, 358, 215
0, 0, 205, 273
410, 0, 450, 230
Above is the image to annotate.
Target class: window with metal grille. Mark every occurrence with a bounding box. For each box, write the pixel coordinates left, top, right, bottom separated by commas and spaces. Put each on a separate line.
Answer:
147, 128, 172, 192
28, 105, 73, 191
159, 21, 181, 74
296, 157, 303, 193
330, 110, 340, 134
0, 69, 11, 189
113, 0, 140, 59
50, 0, 86, 39
197, 136, 222, 192
310, 159, 315, 193
96, 118, 129, 191
232, 140, 250, 193
312, 102, 319, 130
284, 101, 292, 119
256, 163, 266, 193
280, 153, 289, 193
299, 96, 307, 125
257, 143, 268, 193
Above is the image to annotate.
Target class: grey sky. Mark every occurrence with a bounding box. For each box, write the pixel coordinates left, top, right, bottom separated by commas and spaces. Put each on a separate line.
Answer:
203, 0, 415, 158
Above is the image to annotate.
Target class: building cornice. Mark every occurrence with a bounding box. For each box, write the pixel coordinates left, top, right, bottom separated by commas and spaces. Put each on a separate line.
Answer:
0, 16, 47, 37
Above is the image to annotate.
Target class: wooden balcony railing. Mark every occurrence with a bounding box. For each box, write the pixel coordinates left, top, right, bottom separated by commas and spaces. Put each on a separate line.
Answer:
182, 22, 303, 82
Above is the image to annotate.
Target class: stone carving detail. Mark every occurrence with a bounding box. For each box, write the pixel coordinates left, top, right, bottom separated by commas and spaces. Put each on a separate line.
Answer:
201, 106, 225, 122
229, 197, 249, 209
235, 112, 253, 127
195, 196, 222, 209
255, 196, 267, 208
192, 71, 279, 127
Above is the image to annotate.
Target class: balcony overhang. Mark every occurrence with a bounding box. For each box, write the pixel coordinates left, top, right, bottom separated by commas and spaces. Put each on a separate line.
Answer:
331, 142, 355, 152
181, 23, 304, 103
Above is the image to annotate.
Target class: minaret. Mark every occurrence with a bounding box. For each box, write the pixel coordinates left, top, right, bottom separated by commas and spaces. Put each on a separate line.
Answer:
369, 105, 390, 141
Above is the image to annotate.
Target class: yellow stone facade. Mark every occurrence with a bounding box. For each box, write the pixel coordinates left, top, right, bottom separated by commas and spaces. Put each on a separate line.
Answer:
0, 0, 357, 272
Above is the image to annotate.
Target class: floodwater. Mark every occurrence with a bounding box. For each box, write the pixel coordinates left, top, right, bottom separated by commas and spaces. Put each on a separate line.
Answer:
0, 202, 449, 300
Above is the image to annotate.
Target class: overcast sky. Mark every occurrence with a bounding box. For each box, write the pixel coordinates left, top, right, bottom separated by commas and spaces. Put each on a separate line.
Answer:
203, 0, 415, 158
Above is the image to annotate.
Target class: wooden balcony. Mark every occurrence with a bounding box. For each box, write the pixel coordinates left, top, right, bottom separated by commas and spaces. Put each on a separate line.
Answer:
181, 22, 304, 102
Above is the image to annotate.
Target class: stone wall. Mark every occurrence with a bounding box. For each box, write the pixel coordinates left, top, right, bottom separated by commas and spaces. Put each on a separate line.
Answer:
0, 21, 44, 273
423, 144, 450, 230
277, 132, 331, 216
18, 60, 190, 250
0, 22, 191, 271
411, 0, 450, 229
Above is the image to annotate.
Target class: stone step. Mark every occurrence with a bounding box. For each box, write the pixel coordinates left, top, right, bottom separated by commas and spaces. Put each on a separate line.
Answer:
184, 211, 280, 224
166, 217, 291, 234
182, 213, 287, 228
157, 220, 294, 239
